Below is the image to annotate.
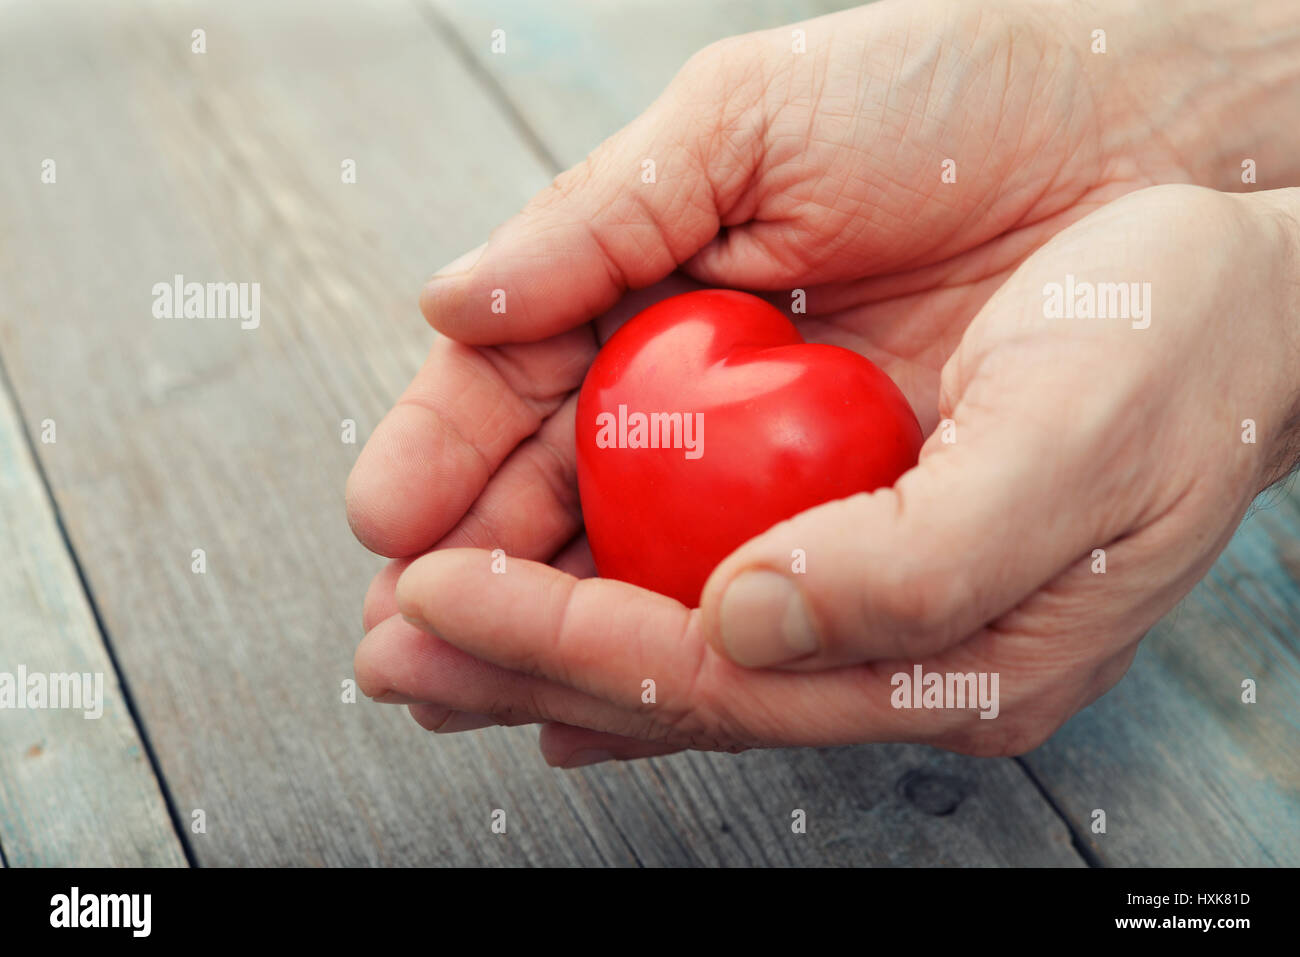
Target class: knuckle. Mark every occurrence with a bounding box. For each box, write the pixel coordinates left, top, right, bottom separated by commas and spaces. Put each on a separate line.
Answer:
677, 37, 734, 81
651, 645, 741, 747
673, 35, 765, 123
541, 157, 596, 209
653, 683, 713, 742
873, 566, 955, 638
484, 687, 536, 723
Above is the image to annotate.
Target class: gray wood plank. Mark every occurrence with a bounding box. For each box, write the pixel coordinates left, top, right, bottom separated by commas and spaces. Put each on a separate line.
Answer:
0, 0, 550, 866
424, 0, 864, 169
557, 744, 1082, 866
0, 0, 1079, 864
0, 367, 186, 866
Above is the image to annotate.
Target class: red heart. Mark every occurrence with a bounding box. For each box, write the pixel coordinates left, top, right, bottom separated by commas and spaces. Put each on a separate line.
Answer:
576, 290, 923, 607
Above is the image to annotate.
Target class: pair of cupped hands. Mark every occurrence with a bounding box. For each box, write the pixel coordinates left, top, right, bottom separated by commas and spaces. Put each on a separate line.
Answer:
347, 0, 1300, 767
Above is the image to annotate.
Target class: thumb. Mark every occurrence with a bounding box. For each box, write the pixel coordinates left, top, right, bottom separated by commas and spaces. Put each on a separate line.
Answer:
699, 417, 1100, 670
420, 48, 752, 346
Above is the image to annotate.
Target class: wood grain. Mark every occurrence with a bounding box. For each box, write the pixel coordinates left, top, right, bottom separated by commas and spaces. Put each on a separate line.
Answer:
423, 0, 865, 169
0, 368, 186, 866
0, 0, 1082, 864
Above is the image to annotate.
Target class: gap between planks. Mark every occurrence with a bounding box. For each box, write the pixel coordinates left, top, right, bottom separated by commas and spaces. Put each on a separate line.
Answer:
0, 351, 193, 867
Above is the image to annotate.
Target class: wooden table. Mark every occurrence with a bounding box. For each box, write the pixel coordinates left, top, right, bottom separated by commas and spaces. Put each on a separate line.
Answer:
1, 0, 1297, 867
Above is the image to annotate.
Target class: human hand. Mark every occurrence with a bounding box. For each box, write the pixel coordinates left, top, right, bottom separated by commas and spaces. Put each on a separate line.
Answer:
360, 182, 1300, 761
347, 0, 1300, 763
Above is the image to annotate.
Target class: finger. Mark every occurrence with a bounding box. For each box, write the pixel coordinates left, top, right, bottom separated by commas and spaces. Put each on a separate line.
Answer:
396, 550, 700, 706
682, 225, 820, 290
421, 53, 751, 346
365, 525, 592, 639
365, 519, 592, 639
394, 549, 969, 747
354, 615, 649, 738
346, 329, 594, 557
356, 267, 726, 563
537, 723, 686, 769
430, 394, 583, 559
362, 558, 412, 632
698, 411, 1112, 670
587, 272, 709, 345
406, 703, 500, 735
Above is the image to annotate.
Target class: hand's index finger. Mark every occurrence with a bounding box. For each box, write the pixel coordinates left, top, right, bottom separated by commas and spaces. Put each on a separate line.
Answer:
421, 108, 726, 346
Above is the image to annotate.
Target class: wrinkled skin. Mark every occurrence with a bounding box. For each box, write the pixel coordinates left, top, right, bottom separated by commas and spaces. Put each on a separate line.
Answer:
346, 0, 1300, 765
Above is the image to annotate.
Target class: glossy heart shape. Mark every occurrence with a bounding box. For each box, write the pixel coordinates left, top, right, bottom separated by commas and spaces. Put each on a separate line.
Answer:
576, 290, 923, 606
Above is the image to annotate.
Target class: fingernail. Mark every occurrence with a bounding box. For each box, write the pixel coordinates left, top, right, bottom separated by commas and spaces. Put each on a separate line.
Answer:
430, 241, 487, 281
435, 711, 497, 734
372, 691, 422, 704
400, 613, 432, 633
718, 570, 819, 667
562, 749, 615, 769
408, 704, 452, 730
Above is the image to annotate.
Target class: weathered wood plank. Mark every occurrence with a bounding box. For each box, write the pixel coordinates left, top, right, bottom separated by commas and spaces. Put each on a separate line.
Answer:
561, 743, 1082, 866
0, 367, 186, 866
0, 0, 1082, 864
0, 0, 555, 866
1023, 488, 1300, 866
424, 0, 864, 169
